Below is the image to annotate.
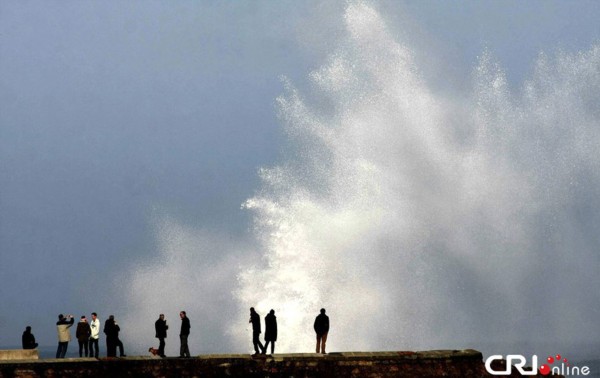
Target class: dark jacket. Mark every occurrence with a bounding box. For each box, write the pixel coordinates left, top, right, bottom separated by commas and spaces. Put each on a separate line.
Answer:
180, 317, 190, 336
104, 319, 120, 340
155, 318, 168, 339
76, 321, 91, 342
264, 313, 277, 341
22, 330, 38, 349
250, 311, 261, 334
314, 313, 329, 335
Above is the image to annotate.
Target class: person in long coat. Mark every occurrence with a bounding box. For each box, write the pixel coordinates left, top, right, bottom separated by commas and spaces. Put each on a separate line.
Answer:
104, 315, 120, 357
263, 309, 277, 354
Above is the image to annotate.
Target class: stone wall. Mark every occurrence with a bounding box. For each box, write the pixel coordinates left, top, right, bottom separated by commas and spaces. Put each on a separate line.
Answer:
0, 350, 38, 361
0, 349, 562, 377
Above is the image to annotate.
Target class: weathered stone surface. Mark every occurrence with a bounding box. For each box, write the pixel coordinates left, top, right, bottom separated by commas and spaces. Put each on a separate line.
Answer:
0, 350, 38, 361
0, 350, 563, 377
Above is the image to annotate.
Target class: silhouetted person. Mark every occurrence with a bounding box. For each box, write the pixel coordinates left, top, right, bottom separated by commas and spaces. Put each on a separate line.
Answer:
56, 314, 74, 358
155, 313, 168, 357
113, 317, 126, 357
249, 307, 264, 355
76, 316, 91, 357
263, 309, 277, 354
313, 308, 329, 354
22, 326, 38, 349
88, 312, 100, 358
104, 315, 120, 357
179, 311, 191, 357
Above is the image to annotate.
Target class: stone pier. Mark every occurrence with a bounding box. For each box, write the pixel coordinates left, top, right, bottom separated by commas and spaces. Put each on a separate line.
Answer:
0, 349, 561, 377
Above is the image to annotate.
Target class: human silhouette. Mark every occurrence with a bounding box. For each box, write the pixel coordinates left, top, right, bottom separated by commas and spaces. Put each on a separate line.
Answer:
114, 316, 126, 357
104, 315, 120, 357
21, 326, 38, 349
249, 307, 264, 356
179, 311, 191, 357
155, 314, 168, 357
103, 315, 125, 357
313, 308, 329, 354
262, 309, 277, 354
75, 316, 91, 357
55, 314, 74, 358
88, 312, 100, 358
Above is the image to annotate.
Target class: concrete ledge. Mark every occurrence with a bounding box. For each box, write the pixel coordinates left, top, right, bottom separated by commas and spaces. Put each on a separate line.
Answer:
0, 350, 559, 377
0, 349, 39, 361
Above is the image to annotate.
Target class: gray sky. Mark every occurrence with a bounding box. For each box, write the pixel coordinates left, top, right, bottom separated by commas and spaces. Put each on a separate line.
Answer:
1, 1, 599, 357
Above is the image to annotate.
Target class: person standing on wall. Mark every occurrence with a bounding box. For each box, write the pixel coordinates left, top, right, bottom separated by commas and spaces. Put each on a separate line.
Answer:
89, 312, 100, 358
113, 316, 126, 357
249, 307, 264, 356
103, 315, 119, 357
155, 313, 168, 358
55, 314, 75, 358
313, 308, 329, 354
76, 315, 91, 357
179, 311, 191, 358
263, 309, 277, 355
22, 326, 39, 349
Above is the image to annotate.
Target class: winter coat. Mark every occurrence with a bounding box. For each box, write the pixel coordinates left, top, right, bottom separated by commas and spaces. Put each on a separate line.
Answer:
155, 318, 168, 339
313, 313, 329, 336
56, 317, 75, 342
264, 313, 277, 342
250, 311, 261, 334
76, 321, 91, 342
22, 330, 37, 349
104, 319, 120, 340
180, 316, 190, 336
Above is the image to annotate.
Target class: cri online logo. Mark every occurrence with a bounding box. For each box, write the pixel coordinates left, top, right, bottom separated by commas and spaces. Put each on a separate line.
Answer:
485, 353, 591, 376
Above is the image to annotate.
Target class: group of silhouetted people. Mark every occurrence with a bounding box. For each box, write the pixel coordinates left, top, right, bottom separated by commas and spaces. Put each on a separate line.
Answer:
21, 307, 330, 358
51, 312, 124, 358
148, 311, 192, 358
20, 310, 191, 359
248, 307, 330, 356
21, 312, 123, 359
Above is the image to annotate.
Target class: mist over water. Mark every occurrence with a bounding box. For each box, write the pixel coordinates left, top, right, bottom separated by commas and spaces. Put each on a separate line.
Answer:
234, 3, 600, 354
124, 2, 599, 356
